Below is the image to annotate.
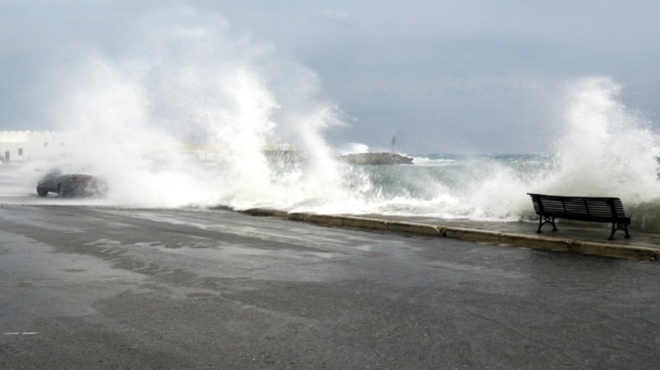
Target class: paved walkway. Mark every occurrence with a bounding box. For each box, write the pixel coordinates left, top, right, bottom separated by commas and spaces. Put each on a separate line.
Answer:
241, 208, 660, 261
365, 214, 660, 249
357, 214, 660, 261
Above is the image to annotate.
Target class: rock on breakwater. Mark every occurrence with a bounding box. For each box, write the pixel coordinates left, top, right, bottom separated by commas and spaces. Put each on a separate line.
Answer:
339, 152, 413, 165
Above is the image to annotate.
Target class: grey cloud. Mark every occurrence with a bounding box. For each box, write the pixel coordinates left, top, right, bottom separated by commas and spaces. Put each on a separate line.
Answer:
2, 0, 660, 154
314, 8, 352, 24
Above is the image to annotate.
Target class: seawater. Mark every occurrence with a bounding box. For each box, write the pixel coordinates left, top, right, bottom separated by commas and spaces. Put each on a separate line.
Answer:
338, 153, 660, 232
349, 154, 555, 220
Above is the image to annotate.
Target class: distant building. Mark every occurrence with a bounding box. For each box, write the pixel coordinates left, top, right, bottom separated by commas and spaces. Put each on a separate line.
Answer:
0, 131, 70, 163
1, 130, 299, 164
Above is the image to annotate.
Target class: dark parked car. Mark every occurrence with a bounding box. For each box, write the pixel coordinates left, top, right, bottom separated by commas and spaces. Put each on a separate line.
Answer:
36, 167, 108, 197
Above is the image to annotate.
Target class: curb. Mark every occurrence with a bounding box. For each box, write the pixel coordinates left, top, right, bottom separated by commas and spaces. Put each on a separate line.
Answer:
240, 208, 659, 262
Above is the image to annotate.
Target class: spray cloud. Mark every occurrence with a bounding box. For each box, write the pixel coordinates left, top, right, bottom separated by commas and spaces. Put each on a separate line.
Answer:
41, 7, 366, 210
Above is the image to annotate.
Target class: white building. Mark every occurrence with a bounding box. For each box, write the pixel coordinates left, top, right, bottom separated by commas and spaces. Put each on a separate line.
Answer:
0, 131, 70, 163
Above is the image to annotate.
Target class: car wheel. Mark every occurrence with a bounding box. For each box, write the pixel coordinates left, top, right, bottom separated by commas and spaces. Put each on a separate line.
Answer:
37, 185, 48, 196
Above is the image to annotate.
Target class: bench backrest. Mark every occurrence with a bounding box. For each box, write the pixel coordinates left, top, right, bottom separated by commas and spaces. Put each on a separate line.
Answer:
528, 193, 628, 219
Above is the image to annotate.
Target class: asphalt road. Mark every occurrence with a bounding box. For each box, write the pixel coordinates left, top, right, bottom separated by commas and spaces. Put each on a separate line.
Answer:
1, 204, 659, 369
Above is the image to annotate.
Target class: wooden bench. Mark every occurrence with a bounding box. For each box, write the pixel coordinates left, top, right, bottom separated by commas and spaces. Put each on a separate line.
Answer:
528, 193, 631, 240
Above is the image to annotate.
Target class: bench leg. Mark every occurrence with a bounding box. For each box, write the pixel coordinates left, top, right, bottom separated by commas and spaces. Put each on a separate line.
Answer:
536, 215, 557, 234
609, 222, 632, 240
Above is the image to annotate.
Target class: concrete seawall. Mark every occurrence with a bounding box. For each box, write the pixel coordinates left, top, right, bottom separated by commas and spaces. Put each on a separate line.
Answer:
240, 208, 660, 262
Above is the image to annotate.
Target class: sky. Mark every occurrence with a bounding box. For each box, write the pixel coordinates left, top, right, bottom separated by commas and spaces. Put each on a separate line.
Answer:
1, 0, 659, 154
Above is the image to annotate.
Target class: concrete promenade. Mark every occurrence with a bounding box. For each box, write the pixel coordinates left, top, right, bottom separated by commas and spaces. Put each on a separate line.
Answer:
241, 208, 660, 262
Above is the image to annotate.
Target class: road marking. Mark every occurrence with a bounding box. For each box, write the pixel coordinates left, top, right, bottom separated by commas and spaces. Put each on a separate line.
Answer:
3, 332, 39, 335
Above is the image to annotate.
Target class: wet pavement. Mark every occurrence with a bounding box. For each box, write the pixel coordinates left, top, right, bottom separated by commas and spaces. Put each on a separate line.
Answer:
1, 205, 660, 369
